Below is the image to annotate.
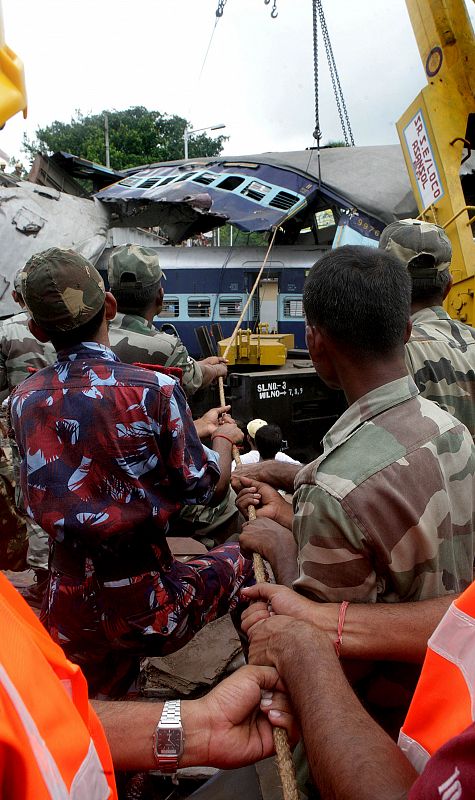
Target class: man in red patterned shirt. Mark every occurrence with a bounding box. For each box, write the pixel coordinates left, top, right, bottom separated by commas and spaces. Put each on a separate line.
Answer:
10, 248, 252, 696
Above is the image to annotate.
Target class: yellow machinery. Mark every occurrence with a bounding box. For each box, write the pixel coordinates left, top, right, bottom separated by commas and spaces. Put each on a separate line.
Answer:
398, 0, 475, 323
218, 328, 294, 366
0, 2, 27, 127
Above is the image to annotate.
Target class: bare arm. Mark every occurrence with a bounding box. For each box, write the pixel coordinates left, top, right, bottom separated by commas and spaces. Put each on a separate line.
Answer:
208, 422, 242, 505
241, 583, 454, 663
232, 459, 301, 493
249, 618, 418, 800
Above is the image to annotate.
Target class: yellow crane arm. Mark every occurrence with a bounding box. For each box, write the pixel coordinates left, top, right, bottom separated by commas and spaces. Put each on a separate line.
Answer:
0, 1, 27, 128
398, 0, 475, 323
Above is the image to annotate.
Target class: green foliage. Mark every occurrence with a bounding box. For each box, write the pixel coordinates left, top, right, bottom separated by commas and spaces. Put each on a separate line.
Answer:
216, 225, 268, 247
323, 139, 347, 148
22, 107, 227, 170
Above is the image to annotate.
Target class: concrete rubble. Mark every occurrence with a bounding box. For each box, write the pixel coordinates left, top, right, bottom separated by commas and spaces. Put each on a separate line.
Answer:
139, 614, 245, 698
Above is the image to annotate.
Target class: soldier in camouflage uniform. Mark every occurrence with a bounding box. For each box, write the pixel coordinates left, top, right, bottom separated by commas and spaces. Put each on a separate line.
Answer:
107, 244, 228, 397
0, 271, 55, 587
241, 246, 474, 602
238, 244, 475, 742
0, 270, 56, 392
380, 219, 475, 438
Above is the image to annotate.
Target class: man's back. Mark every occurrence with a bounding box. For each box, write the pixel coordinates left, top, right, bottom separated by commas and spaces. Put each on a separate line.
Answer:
293, 376, 475, 604
109, 311, 203, 396
10, 342, 218, 543
0, 312, 55, 391
406, 306, 475, 437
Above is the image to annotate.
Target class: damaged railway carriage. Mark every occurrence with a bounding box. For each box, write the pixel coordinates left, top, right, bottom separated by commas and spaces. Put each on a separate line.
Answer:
96, 146, 418, 355
0, 146, 419, 461
93, 146, 419, 461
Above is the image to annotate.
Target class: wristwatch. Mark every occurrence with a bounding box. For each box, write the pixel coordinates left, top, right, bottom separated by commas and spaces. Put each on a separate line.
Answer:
153, 700, 184, 776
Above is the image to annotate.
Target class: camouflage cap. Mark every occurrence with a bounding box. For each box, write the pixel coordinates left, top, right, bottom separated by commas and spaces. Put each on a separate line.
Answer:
23, 247, 106, 332
108, 244, 165, 292
379, 219, 452, 278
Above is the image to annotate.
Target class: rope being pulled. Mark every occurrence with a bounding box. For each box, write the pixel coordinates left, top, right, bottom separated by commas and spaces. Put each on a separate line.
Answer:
231, 445, 298, 800
215, 226, 299, 800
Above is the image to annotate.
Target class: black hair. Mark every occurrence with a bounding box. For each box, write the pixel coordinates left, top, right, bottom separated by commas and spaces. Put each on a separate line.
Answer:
303, 245, 411, 356
255, 424, 284, 460
112, 279, 162, 316
46, 303, 106, 351
409, 257, 451, 305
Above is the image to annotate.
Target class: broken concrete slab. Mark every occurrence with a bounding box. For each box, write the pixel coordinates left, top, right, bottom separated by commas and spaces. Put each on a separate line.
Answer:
139, 614, 244, 699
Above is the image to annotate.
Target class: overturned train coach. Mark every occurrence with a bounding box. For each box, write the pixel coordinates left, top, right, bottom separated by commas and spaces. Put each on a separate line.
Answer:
96, 146, 418, 354
95, 146, 418, 459
0, 146, 419, 461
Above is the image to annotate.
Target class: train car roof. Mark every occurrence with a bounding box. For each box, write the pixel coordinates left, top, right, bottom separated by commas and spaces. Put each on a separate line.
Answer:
97, 145, 418, 243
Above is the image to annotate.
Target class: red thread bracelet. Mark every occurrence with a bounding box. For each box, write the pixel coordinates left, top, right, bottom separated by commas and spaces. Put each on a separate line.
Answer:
334, 601, 349, 658
212, 434, 234, 446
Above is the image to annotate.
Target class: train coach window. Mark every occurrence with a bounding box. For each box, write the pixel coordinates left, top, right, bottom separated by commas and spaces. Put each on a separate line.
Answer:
219, 296, 242, 317
217, 176, 245, 191
315, 209, 335, 229
241, 181, 271, 201
283, 297, 304, 317
159, 297, 179, 317
188, 298, 211, 318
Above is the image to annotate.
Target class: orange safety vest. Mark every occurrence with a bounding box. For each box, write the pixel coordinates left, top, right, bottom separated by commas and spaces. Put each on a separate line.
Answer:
0, 572, 117, 799
399, 581, 475, 774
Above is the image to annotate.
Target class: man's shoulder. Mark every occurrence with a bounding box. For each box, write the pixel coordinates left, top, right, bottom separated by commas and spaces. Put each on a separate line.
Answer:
11, 356, 178, 396
410, 308, 475, 346
298, 394, 466, 495
0, 312, 30, 338
109, 321, 190, 363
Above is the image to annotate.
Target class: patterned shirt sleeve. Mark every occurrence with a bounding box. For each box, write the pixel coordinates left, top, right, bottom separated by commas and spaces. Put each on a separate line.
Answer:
151, 380, 219, 505
293, 483, 378, 602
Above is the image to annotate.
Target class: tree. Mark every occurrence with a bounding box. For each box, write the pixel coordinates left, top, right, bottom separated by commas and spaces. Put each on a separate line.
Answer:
22, 107, 227, 170
323, 140, 347, 147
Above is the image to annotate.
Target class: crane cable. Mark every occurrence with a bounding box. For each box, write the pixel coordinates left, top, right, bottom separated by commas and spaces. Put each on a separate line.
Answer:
312, 0, 355, 149
217, 226, 299, 800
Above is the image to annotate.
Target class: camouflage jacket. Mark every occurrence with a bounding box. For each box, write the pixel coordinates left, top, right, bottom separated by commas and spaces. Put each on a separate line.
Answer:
108, 312, 203, 396
0, 312, 56, 392
293, 376, 475, 604
405, 306, 475, 438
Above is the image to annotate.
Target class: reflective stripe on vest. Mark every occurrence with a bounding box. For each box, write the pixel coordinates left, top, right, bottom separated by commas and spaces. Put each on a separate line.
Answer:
0, 663, 110, 800
399, 585, 475, 773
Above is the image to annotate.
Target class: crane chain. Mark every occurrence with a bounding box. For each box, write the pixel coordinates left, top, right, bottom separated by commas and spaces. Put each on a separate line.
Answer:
312, 0, 355, 147
216, 0, 226, 17
316, 0, 355, 146
312, 0, 321, 143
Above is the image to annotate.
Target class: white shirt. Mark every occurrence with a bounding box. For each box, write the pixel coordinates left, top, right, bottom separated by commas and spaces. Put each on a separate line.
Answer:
231, 450, 301, 471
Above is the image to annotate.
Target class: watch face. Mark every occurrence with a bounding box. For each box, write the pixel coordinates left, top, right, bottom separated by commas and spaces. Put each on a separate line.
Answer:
157, 729, 182, 755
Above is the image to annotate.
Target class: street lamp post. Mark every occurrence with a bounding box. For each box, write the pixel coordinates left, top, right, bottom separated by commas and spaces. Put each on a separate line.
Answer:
183, 123, 226, 159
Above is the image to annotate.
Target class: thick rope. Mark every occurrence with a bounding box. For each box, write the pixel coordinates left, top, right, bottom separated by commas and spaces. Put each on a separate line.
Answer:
215, 228, 299, 799
220, 226, 279, 362
232, 445, 298, 800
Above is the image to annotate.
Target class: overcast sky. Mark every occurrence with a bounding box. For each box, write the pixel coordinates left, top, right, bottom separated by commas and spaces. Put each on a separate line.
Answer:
2, 0, 474, 167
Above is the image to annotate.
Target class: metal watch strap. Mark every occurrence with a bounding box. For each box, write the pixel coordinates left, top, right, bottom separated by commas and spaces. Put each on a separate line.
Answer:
159, 699, 181, 726
153, 699, 183, 776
